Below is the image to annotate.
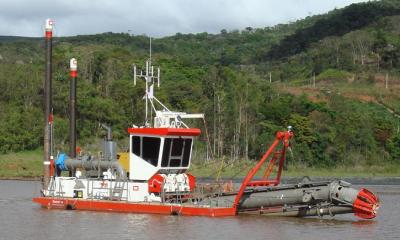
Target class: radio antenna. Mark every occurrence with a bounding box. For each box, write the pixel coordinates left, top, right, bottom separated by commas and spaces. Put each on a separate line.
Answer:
131, 37, 203, 128
149, 37, 152, 64
132, 37, 161, 126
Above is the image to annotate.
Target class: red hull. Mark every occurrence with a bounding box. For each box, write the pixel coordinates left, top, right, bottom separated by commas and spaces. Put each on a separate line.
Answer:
32, 197, 236, 217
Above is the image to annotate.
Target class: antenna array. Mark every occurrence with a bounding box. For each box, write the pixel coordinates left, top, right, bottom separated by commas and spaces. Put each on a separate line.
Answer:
132, 38, 204, 128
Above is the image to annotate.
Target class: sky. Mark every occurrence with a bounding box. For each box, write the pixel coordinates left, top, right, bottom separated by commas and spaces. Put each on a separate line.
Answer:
0, 0, 368, 38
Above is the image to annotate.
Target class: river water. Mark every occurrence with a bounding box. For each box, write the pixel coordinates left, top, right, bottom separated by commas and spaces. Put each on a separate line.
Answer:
0, 180, 399, 240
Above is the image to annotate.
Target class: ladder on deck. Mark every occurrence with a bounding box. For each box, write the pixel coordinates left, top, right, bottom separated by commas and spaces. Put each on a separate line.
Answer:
111, 180, 128, 201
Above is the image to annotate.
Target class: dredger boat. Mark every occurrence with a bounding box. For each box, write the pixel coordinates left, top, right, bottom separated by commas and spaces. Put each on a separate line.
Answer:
33, 19, 379, 219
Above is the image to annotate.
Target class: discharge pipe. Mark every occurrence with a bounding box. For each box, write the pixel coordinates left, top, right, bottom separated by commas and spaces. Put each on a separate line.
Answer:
56, 155, 126, 179
65, 159, 126, 179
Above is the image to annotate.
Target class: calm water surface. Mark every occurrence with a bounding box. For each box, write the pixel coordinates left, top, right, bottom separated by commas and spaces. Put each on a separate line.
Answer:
0, 180, 399, 240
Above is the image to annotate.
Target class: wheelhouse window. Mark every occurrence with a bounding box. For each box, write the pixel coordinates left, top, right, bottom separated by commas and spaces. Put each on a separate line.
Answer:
132, 136, 140, 156
131, 136, 160, 167
161, 138, 192, 168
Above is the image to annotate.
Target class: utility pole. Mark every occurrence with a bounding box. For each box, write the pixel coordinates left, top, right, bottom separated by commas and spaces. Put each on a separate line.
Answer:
269, 72, 272, 83
313, 72, 316, 88
385, 72, 389, 89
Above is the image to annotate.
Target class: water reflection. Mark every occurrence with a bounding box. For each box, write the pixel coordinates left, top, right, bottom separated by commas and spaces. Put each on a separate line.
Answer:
0, 180, 399, 240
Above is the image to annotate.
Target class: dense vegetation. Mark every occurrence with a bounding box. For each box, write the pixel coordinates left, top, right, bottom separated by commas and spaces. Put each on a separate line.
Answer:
0, 0, 399, 171
266, 0, 400, 60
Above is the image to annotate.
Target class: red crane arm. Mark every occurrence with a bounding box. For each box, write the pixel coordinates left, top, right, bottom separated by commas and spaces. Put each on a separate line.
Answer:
232, 130, 293, 211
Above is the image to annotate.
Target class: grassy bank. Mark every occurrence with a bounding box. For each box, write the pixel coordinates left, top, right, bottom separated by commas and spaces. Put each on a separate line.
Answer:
0, 150, 42, 178
0, 150, 399, 179
189, 161, 400, 178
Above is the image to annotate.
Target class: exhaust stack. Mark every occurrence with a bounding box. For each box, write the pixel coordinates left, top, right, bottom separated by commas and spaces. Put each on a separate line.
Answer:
100, 123, 117, 161
43, 19, 53, 189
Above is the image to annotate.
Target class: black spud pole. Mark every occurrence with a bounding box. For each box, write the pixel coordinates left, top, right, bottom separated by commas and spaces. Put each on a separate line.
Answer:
69, 58, 77, 160
43, 19, 53, 189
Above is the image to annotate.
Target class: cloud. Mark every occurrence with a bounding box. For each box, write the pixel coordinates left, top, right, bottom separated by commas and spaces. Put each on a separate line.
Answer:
0, 0, 367, 37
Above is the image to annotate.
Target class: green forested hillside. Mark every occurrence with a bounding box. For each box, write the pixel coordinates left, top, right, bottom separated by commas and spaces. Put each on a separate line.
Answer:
0, 0, 399, 171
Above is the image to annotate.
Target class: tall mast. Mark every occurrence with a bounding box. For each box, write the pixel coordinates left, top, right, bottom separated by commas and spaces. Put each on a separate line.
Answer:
145, 37, 153, 125
132, 37, 204, 128
149, 37, 152, 64
133, 37, 160, 126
